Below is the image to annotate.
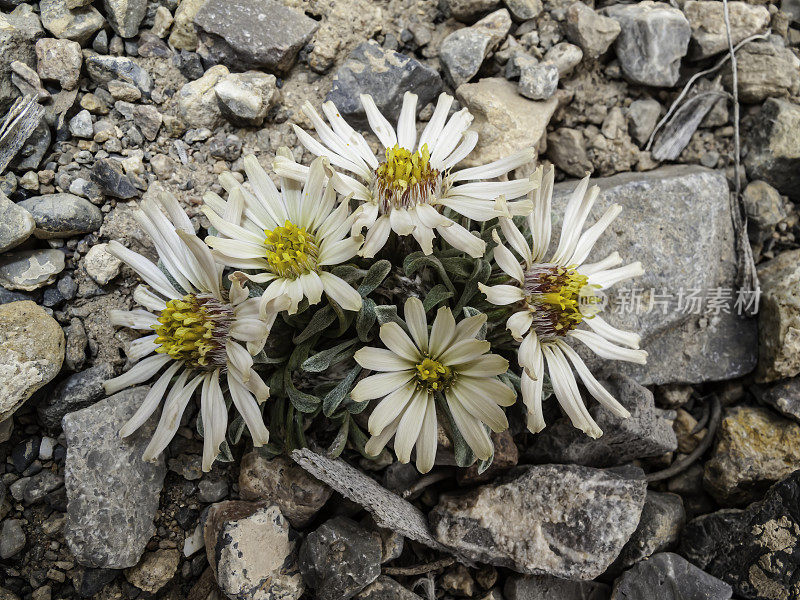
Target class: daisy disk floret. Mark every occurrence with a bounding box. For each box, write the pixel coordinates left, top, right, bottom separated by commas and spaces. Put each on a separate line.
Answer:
104, 192, 288, 472
275, 91, 537, 258
479, 166, 648, 438
351, 298, 515, 473
202, 153, 364, 315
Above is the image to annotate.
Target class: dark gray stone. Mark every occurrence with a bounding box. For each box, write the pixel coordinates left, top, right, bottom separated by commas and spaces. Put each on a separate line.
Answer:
356, 577, 422, 600
518, 60, 559, 100
85, 54, 153, 95
22, 469, 63, 504
430, 465, 647, 579
18, 193, 102, 239
527, 375, 676, 467
193, 0, 318, 72
104, 0, 147, 38
611, 491, 685, 571
38, 363, 114, 432
742, 180, 786, 246
11, 119, 51, 171
627, 98, 661, 146
299, 517, 382, 600
326, 40, 442, 125
553, 166, 758, 385
132, 105, 162, 141
680, 471, 800, 599
63, 386, 166, 569
12, 437, 39, 472
745, 98, 800, 200
505, 575, 609, 599
439, 9, 511, 87
0, 519, 25, 559
612, 552, 731, 600
91, 158, 139, 199
752, 377, 800, 424
602, 2, 691, 87
40, 0, 104, 44
68, 109, 93, 139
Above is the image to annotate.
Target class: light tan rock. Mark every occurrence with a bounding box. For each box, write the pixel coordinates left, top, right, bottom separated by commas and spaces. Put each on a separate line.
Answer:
176, 64, 228, 128
757, 249, 800, 382
168, 0, 207, 50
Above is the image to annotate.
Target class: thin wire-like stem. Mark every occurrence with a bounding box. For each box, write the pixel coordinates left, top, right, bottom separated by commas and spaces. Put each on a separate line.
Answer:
723, 0, 742, 201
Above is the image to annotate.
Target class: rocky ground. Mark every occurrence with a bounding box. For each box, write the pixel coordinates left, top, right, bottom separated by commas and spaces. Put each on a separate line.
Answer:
1, 0, 800, 599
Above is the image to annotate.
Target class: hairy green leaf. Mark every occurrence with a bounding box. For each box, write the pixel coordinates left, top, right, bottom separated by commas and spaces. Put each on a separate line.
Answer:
358, 259, 391, 296
301, 339, 358, 373
322, 364, 362, 417
423, 284, 453, 311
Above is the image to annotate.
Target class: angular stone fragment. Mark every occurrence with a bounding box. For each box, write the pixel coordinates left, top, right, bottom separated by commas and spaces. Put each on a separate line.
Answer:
0, 5, 44, 112
684, 1, 769, 59
214, 71, 279, 126
703, 405, 800, 505
104, 0, 147, 38
63, 387, 166, 568
0, 301, 64, 423
176, 64, 227, 129
40, 0, 104, 44
169, 0, 206, 50
456, 77, 557, 167
239, 452, 331, 528
611, 491, 685, 570
357, 577, 422, 600
527, 375, 676, 467
204, 501, 304, 600
752, 377, 800, 424
602, 2, 691, 87
35, 38, 82, 91
84, 54, 153, 95
91, 158, 139, 199
565, 2, 620, 59
745, 99, 800, 201
430, 465, 647, 579
722, 41, 800, 103
18, 193, 102, 239
440, 9, 511, 87
505, 575, 609, 600
0, 192, 34, 253
553, 166, 757, 385
37, 362, 114, 431
0, 249, 65, 291
611, 553, 732, 600
680, 471, 800, 600
326, 41, 442, 125
756, 248, 800, 382
193, 0, 318, 72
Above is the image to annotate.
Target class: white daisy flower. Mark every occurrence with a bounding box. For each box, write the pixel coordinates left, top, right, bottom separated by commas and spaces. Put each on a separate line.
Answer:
351, 298, 514, 473
104, 192, 288, 472
274, 91, 536, 259
202, 153, 364, 316
479, 166, 647, 438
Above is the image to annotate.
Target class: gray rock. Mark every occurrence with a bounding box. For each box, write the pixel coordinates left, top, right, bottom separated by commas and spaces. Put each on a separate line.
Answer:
602, 2, 691, 87
612, 491, 685, 571
299, 517, 382, 600
503, 0, 542, 21
526, 375, 677, 466
239, 452, 331, 528
743, 180, 786, 245
505, 575, 609, 600
68, 109, 93, 139
0, 519, 25, 559
193, 0, 318, 72
214, 71, 279, 126
123, 548, 180, 594
684, 1, 769, 59
680, 470, 800, 600
37, 362, 114, 432
703, 406, 800, 506
722, 41, 800, 103
0, 192, 34, 253
543, 42, 583, 77
197, 478, 227, 503
430, 465, 647, 579
35, 38, 82, 91
85, 54, 153, 95
104, 0, 147, 38
22, 469, 63, 504
446, 0, 501, 22
745, 98, 800, 201
553, 166, 758, 385
83, 243, 121, 285
627, 98, 662, 146
356, 577, 422, 600
440, 9, 511, 87
752, 377, 800, 424
547, 127, 592, 178
11, 60, 49, 101
0, 5, 45, 112
518, 60, 559, 100
18, 193, 102, 239
612, 553, 732, 600
755, 248, 800, 382
204, 501, 305, 600
40, 0, 104, 44
565, 2, 620, 59
327, 40, 442, 125
64, 386, 166, 569
176, 64, 227, 129
91, 158, 139, 199
132, 105, 162, 141
11, 119, 50, 172
0, 250, 65, 291
0, 301, 64, 424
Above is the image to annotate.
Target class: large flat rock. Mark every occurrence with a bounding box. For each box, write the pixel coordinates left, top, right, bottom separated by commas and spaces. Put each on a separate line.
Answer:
552, 165, 757, 385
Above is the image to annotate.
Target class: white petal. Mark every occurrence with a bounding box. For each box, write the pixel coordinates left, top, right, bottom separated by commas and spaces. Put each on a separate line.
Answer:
299, 271, 324, 305
588, 262, 645, 289
360, 94, 397, 149
499, 217, 533, 266
351, 370, 416, 402
580, 251, 622, 275
110, 309, 158, 330
389, 208, 415, 235
119, 361, 182, 437
583, 314, 641, 349
521, 369, 545, 434
379, 322, 421, 362
478, 283, 525, 306
404, 296, 428, 354
430, 108, 473, 167
107, 240, 181, 299
418, 92, 453, 153
126, 335, 158, 361
439, 131, 478, 171
529, 165, 554, 263
143, 372, 204, 462
569, 329, 648, 364
453, 313, 487, 342
364, 416, 401, 457
320, 271, 363, 311
133, 285, 167, 312
437, 222, 485, 258
542, 344, 602, 438
104, 354, 171, 395
556, 341, 630, 419
447, 394, 493, 461
491, 230, 524, 283
226, 340, 254, 376
458, 375, 516, 407
428, 306, 456, 358
437, 339, 491, 366
569, 204, 622, 266
456, 354, 509, 377
394, 388, 428, 463
552, 178, 598, 265
360, 216, 391, 259
450, 148, 536, 182
507, 310, 533, 342
415, 396, 438, 473
228, 370, 270, 446
368, 381, 416, 435
396, 91, 418, 151
355, 347, 416, 372
449, 380, 509, 432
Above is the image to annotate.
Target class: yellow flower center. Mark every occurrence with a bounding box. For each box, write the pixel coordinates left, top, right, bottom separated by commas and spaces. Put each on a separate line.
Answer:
264, 220, 320, 278
153, 294, 232, 368
524, 264, 601, 338
374, 144, 440, 212
415, 357, 453, 392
